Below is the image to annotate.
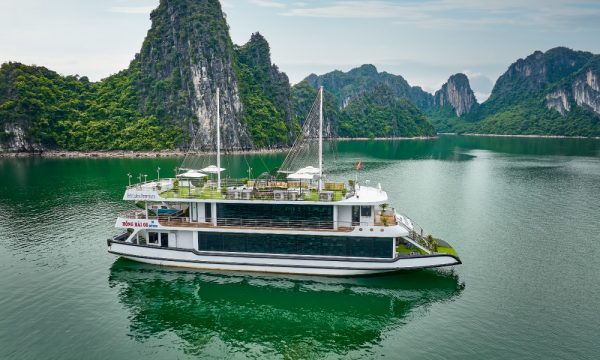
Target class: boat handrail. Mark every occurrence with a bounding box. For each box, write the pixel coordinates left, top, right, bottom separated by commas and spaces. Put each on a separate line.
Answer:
117, 210, 380, 230
126, 177, 350, 193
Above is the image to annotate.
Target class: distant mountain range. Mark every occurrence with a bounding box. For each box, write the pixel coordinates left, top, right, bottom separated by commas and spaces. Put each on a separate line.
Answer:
1, 0, 599, 153
428, 47, 600, 136
298, 47, 600, 138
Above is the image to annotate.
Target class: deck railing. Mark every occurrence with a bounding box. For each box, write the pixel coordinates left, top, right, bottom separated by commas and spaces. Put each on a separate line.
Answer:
118, 211, 373, 230
215, 218, 340, 230
126, 177, 350, 202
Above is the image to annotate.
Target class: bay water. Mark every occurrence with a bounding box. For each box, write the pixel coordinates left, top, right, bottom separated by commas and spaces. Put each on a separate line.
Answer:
1, 135, 599, 359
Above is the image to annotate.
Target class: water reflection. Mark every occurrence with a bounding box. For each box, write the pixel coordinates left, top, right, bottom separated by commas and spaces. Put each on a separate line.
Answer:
109, 259, 464, 358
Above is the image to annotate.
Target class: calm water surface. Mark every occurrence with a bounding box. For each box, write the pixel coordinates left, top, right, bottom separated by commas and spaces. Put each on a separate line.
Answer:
1, 136, 599, 359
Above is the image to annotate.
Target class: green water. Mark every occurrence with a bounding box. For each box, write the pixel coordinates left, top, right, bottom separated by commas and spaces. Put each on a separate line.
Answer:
1, 135, 599, 359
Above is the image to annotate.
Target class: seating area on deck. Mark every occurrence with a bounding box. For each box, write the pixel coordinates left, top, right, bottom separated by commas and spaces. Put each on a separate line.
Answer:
157, 178, 349, 202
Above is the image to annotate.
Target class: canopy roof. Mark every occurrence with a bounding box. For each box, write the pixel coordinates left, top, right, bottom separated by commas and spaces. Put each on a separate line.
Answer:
176, 170, 208, 178
297, 166, 320, 174
201, 165, 226, 174
287, 172, 315, 180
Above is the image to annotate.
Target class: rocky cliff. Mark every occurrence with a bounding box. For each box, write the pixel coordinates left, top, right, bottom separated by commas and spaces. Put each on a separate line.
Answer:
434, 47, 600, 137
234, 32, 296, 147
4, 9, 600, 152
433, 73, 477, 117
546, 56, 600, 116
0, 0, 295, 152
135, 0, 294, 149
304, 64, 434, 111
135, 0, 245, 149
293, 68, 436, 138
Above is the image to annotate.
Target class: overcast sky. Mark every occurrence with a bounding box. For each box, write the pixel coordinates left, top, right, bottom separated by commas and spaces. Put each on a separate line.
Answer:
2, 0, 600, 101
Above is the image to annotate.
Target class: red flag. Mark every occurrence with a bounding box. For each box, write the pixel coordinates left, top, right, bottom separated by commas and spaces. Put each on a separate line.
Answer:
356, 160, 362, 171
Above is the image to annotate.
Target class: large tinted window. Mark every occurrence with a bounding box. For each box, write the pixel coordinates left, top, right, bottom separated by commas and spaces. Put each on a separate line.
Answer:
148, 232, 158, 244
198, 232, 393, 258
217, 203, 333, 229
360, 206, 372, 217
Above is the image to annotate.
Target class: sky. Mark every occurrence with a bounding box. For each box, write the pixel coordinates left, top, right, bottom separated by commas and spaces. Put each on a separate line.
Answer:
1, 0, 600, 102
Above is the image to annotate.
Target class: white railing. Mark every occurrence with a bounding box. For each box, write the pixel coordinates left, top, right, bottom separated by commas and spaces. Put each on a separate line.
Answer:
118, 211, 375, 230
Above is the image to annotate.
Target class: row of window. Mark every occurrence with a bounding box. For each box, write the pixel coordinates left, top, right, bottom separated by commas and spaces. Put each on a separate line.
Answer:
148, 232, 169, 247
216, 203, 333, 222
198, 232, 393, 258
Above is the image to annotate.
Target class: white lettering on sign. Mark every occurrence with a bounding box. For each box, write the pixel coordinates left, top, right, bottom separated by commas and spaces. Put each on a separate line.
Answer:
120, 219, 159, 229
125, 192, 158, 200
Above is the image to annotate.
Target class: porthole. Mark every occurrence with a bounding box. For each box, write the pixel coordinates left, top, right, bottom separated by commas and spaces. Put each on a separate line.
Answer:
370, 228, 374, 232
359, 228, 363, 231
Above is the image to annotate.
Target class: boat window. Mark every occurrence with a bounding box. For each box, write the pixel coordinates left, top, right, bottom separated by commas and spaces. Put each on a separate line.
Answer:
216, 203, 333, 228
360, 206, 372, 217
148, 232, 158, 244
160, 233, 169, 247
205, 203, 212, 220
351, 206, 360, 225
198, 232, 393, 258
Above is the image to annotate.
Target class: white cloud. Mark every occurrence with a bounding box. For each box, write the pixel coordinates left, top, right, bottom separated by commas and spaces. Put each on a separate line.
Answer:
281, 0, 600, 29
109, 6, 155, 14
249, 0, 286, 8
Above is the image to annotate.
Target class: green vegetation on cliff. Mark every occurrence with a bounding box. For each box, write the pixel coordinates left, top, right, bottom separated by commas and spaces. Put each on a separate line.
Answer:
292, 80, 435, 138
234, 33, 296, 147
0, 62, 181, 151
0, 0, 296, 152
430, 48, 600, 137
338, 85, 435, 138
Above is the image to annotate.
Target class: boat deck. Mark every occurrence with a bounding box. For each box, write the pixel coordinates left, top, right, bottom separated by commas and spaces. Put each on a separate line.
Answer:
159, 218, 355, 232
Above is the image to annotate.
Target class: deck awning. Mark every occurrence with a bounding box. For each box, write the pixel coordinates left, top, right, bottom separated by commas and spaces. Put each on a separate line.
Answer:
201, 165, 226, 174
177, 170, 208, 178
297, 166, 320, 174
287, 172, 315, 180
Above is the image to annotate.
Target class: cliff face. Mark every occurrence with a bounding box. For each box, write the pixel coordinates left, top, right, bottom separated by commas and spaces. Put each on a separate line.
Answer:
488, 47, 593, 108
135, 0, 246, 149
292, 71, 436, 139
545, 90, 571, 115
434, 73, 477, 117
454, 48, 600, 136
572, 69, 600, 114
234, 33, 296, 147
0, 0, 297, 151
136, 1, 295, 149
540, 55, 600, 117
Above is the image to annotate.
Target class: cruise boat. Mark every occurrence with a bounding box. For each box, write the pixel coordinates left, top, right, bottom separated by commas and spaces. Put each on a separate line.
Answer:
107, 88, 461, 276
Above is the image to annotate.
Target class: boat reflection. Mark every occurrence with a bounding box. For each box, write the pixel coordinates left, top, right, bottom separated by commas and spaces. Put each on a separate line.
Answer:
109, 259, 464, 357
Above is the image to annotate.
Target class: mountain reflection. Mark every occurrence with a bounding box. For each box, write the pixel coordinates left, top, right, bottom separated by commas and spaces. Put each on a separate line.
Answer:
109, 259, 463, 358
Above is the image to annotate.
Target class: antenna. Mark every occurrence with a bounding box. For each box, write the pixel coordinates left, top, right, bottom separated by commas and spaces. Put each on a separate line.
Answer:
318, 86, 323, 192
216, 87, 221, 191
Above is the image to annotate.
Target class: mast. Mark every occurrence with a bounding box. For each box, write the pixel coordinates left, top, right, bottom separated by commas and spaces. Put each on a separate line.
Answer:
216, 88, 221, 191
318, 86, 323, 191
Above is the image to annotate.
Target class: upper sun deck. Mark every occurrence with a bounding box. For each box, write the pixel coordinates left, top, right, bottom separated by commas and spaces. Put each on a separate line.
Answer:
123, 177, 388, 205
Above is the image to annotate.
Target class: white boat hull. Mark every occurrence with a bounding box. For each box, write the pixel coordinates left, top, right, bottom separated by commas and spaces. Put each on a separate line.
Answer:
109, 241, 460, 276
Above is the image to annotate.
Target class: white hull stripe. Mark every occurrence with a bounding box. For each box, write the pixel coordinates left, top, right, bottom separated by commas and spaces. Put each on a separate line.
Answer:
108, 250, 460, 271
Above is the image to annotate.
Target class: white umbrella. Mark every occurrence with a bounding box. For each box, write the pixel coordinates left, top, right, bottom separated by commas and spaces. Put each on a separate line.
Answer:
297, 166, 320, 174
201, 165, 226, 174
177, 170, 208, 178
287, 172, 315, 180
